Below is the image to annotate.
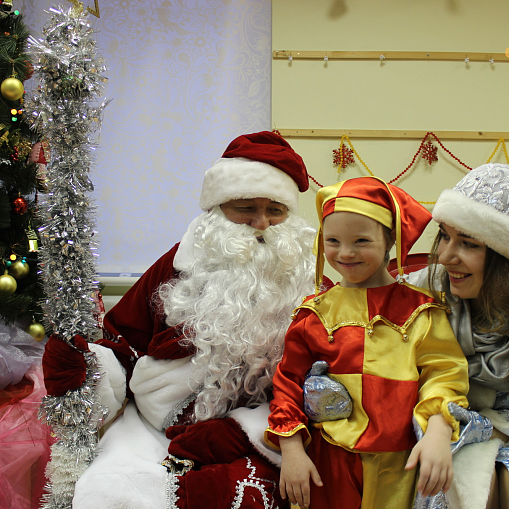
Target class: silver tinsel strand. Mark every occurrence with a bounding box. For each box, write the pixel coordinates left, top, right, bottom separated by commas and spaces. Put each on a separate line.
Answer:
39, 351, 109, 508
25, 5, 109, 508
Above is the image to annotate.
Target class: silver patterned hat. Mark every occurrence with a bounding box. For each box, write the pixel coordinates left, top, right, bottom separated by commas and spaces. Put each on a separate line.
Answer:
432, 163, 509, 258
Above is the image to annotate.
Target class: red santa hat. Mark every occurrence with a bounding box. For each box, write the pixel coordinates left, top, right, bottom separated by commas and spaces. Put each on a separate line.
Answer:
199, 131, 309, 213
314, 177, 431, 293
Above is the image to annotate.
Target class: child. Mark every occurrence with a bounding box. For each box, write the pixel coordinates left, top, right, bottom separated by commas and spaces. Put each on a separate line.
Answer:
265, 177, 470, 509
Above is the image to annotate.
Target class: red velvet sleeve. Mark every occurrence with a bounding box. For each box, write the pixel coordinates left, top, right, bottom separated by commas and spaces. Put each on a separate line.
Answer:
97, 243, 195, 380
266, 310, 316, 449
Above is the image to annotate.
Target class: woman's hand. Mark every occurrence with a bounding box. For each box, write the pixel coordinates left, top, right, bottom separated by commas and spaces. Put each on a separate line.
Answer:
405, 413, 454, 497
279, 434, 323, 508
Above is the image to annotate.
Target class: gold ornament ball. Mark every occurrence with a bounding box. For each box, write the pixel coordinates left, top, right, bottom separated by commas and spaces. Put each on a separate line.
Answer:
9, 260, 29, 279
25, 322, 46, 342
0, 273, 17, 296
1, 77, 24, 101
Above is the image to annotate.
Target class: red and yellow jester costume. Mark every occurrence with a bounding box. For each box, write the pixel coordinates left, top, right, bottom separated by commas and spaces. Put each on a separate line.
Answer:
265, 178, 469, 509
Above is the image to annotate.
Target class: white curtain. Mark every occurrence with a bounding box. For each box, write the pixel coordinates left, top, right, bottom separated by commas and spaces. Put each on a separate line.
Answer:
19, 0, 271, 274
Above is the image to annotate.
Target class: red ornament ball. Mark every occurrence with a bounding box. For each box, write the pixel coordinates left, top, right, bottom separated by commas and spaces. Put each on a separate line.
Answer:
12, 196, 28, 214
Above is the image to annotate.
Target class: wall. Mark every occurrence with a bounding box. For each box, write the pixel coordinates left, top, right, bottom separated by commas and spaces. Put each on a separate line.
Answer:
272, 0, 509, 280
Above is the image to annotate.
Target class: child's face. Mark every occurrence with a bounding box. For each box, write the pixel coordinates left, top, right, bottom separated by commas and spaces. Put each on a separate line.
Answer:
323, 211, 391, 288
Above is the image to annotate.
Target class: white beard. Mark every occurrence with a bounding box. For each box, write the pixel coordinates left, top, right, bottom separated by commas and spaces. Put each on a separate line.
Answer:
158, 207, 316, 421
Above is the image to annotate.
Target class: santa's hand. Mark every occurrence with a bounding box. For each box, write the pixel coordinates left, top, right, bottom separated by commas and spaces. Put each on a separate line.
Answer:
166, 418, 252, 465
405, 414, 453, 497
279, 434, 323, 508
42, 334, 89, 396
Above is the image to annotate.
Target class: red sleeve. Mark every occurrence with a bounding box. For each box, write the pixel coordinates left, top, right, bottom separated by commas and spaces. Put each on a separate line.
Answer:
266, 311, 316, 448
97, 243, 195, 380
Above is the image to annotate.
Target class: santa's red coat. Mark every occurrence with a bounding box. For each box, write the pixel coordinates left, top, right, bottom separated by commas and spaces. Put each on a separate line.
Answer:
46, 243, 291, 509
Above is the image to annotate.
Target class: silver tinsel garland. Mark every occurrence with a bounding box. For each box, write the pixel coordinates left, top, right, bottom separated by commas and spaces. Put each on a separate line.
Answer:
25, 5, 109, 508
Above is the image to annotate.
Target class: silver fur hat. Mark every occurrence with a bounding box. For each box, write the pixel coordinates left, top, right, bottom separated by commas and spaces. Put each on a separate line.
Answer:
432, 163, 509, 258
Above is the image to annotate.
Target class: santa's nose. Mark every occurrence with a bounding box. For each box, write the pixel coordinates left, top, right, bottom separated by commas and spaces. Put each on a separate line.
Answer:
250, 213, 271, 230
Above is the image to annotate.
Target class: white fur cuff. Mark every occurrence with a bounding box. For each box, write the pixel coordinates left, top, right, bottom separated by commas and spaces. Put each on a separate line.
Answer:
228, 403, 282, 467
89, 343, 127, 424
130, 355, 204, 431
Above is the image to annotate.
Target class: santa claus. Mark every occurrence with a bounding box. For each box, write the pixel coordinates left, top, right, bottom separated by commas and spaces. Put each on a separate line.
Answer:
42, 131, 319, 508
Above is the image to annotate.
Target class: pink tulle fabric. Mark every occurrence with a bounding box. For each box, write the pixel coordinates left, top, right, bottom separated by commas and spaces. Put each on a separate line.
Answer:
0, 364, 54, 509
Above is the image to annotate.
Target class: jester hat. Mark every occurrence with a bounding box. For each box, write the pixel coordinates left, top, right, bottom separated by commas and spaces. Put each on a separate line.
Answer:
314, 177, 432, 294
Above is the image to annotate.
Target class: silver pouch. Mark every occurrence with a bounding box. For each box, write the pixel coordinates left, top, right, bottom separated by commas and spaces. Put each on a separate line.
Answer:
303, 360, 353, 423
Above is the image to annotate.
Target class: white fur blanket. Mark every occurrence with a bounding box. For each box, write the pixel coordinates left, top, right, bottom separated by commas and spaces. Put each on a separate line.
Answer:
447, 438, 503, 509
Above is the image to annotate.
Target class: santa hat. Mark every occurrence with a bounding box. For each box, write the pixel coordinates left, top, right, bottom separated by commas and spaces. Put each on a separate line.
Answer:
314, 177, 431, 294
199, 131, 308, 213
432, 163, 509, 259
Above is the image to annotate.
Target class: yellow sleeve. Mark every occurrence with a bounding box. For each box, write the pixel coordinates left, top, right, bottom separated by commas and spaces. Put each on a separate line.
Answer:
413, 308, 469, 441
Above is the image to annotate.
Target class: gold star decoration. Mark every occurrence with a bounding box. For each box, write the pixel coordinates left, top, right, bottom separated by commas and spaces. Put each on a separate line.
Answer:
65, 0, 100, 18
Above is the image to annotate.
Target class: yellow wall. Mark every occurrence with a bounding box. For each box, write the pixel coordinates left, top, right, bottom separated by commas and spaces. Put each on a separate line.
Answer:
272, 0, 509, 280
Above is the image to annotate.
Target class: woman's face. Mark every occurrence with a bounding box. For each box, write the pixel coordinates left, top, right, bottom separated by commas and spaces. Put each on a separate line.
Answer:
437, 223, 487, 300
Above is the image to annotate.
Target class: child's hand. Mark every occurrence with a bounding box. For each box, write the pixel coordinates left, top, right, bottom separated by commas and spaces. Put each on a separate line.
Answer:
405, 414, 454, 497
279, 434, 323, 508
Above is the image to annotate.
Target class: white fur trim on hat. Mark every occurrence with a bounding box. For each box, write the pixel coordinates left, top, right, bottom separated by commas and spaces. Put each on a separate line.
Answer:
433, 189, 509, 259
199, 157, 300, 212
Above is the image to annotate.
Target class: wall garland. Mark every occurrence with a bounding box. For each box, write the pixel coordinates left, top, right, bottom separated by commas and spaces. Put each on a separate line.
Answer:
274, 129, 509, 204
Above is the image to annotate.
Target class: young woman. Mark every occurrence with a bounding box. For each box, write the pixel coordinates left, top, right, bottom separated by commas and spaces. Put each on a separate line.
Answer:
409, 162, 509, 509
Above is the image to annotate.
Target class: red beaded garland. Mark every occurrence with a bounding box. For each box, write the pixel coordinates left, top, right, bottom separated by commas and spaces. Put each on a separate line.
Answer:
312, 131, 475, 190
308, 174, 323, 187
388, 132, 471, 184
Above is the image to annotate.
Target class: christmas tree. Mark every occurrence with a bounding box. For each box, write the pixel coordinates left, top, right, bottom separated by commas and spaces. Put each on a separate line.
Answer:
0, 0, 45, 339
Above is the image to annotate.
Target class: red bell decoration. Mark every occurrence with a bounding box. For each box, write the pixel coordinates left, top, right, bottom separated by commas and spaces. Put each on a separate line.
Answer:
12, 196, 28, 214
29, 141, 47, 164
